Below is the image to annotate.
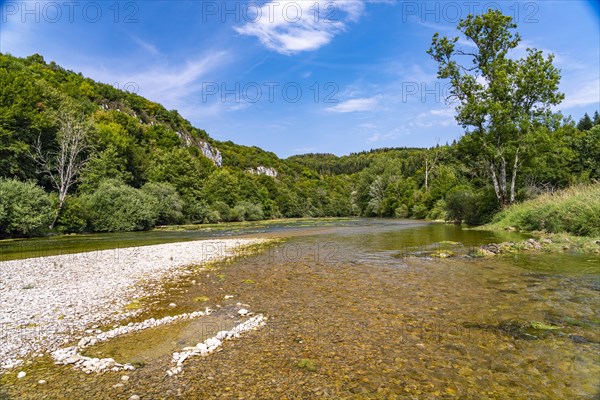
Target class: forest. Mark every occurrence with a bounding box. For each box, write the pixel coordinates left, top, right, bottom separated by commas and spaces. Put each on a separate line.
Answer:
1, 11, 599, 238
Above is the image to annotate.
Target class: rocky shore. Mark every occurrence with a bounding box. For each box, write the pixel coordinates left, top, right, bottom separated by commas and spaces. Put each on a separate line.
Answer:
0, 238, 264, 370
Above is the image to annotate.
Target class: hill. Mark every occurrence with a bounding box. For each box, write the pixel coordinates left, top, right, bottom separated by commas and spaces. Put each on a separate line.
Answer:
0, 53, 598, 237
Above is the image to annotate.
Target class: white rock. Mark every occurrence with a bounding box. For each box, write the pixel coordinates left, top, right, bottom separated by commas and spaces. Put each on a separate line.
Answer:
168, 303, 177, 308
129, 395, 140, 400
38, 379, 47, 384
196, 343, 208, 353
216, 331, 229, 340
17, 371, 26, 379
238, 309, 249, 316
121, 375, 130, 381
205, 337, 222, 350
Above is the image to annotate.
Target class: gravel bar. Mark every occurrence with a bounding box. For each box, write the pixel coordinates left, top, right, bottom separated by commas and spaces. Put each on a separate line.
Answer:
0, 238, 264, 369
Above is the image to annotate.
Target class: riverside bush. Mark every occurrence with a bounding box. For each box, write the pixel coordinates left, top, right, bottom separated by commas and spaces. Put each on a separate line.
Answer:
0, 179, 55, 237
141, 182, 184, 225
82, 180, 159, 232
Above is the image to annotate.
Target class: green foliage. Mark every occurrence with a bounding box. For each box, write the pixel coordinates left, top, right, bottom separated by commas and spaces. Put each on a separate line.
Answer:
577, 113, 593, 131
0, 179, 55, 237
428, 10, 563, 206
55, 196, 87, 233
210, 201, 232, 222
489, 184, 600, 236
231, 201, 264, 222
0, 52, 597, 238
141, 182, 184, 225
445, 188, 499, 226
81, 180, 158, 232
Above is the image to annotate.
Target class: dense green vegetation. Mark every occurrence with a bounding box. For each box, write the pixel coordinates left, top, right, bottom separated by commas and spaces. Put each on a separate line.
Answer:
0, 11, 598, 238
487, 185, 600, 237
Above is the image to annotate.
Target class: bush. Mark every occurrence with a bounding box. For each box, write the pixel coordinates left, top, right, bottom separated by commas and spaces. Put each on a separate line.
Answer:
445, 188, 498, 226
427, 199, 447, 220
141, 182, 184, 225
55, 196, 87, 233
210, 201, 232, 222
411, 203, 428, 219
394, 204, 409, 218
82, 180, 159, 232
181, 195, 209, 224
0, 179, 55, 237
231, 201, 264, 222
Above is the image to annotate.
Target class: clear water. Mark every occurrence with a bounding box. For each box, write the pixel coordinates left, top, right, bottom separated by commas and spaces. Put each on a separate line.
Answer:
1, 219, 598, 399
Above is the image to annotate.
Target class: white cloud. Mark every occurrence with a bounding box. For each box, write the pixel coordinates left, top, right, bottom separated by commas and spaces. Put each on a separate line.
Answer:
559, 78, 600, 109
80, 51, 231, 110
234, 1, 365, 55
413, 107, 455, 128
129, 35, 161, 56
325, 97, 380, 113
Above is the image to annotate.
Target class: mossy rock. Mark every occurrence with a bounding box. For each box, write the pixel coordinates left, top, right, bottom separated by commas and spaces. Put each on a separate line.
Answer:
296, 358, 317, 372
430, 250, 455, 258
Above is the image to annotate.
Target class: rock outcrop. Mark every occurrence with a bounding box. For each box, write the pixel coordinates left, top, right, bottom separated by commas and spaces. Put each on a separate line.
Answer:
246, 166, 278, 177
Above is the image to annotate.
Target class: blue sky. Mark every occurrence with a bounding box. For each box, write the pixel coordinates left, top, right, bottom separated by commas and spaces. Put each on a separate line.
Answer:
1, 1, 599, 157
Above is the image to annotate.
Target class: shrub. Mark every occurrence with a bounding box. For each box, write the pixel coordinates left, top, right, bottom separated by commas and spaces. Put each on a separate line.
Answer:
82, 179, 159, 232
210, 201, 232, 222
141, 182, 184, 225
0, 179, 55, 237
410, 203, 428, 219
181, 195, 209, 224
394, 204, 409, 218
55, 196, 87, 233
427, 199, 447, 220
231, 201, 264, 222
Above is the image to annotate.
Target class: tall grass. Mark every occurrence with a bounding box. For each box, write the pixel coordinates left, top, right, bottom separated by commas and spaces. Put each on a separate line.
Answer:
488, 184, 600, 237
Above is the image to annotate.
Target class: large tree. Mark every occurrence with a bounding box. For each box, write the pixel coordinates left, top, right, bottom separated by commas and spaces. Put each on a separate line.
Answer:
33, 105, 92, 224
427, 10, 563, 206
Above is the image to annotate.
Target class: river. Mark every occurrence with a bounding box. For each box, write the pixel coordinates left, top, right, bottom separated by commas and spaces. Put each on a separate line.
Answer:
1, 219, 598, 399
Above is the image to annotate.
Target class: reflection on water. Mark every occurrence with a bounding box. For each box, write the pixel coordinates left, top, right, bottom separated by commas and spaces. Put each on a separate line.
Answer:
2, 219, 599, 399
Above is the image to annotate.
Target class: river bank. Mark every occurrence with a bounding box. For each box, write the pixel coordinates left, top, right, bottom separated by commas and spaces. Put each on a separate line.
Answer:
0, 238, 266, 371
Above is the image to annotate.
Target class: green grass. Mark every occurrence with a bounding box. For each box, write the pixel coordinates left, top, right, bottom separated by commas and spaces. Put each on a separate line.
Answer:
487, 184, 600, 237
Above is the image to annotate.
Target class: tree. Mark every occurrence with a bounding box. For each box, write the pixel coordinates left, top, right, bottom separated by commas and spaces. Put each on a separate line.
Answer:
593, 111, 600, 126
0, 179, 55, 237
577, 113, 593, 131
427, 10, 563, 206
33, 106, 91, 223
81, 179, 159, 232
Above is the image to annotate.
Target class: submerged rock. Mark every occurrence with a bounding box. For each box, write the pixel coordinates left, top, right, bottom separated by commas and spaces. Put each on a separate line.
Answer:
481, 244, 499, 254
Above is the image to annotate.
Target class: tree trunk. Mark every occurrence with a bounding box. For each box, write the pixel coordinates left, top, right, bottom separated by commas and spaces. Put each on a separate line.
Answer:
490, 160, 510, 207
425, 159, 429, 191
489, 161, 503, 204
509, 148, 519, 204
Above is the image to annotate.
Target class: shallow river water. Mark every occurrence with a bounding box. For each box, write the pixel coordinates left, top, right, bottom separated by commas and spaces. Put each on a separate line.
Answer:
1, 219, 599, 399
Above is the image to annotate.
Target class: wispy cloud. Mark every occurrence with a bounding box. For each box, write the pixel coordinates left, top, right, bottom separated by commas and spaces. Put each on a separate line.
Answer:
559, 78, 600, 109
129, 34, 161, 56
325, 96, 380, 113
234, 1, 365, 55
82, 51, 231, 109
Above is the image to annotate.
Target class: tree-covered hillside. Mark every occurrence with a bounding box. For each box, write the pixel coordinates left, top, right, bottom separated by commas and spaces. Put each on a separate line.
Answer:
1, 12, 599, 239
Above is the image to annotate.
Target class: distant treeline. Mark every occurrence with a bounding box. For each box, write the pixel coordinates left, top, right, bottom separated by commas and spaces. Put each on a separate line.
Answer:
0, 51, 598, 238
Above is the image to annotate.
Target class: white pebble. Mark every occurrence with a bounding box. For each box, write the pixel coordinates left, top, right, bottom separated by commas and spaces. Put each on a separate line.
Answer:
17, 371, 26, 379
121, 375, 130, 381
